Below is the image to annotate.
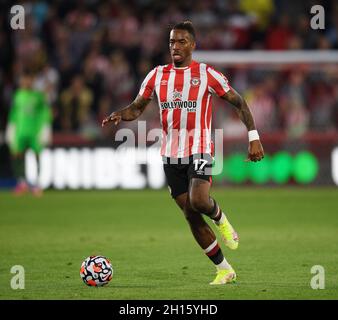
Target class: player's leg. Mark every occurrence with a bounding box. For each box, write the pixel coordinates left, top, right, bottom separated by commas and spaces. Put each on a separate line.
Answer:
9, 135, 29, 195
29, 135, 44, 196
164, 161, 236, 284
164, 163, 217, 248
189, 177, 239, 250
12, 153, 29, 194
175, 192, 216, 249
175, 192, 236, 284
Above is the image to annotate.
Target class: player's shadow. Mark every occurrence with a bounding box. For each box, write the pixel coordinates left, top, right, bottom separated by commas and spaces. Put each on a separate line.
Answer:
111, 285, 156, 288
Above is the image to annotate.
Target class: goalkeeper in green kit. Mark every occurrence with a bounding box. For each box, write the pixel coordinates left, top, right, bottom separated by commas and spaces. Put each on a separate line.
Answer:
5, 71, 52, 196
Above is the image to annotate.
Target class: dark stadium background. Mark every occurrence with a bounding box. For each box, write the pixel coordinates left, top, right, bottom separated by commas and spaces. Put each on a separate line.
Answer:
0, 0, 337, 188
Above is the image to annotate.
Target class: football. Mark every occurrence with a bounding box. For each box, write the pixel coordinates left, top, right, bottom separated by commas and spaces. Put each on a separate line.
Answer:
80, 255, 113, 286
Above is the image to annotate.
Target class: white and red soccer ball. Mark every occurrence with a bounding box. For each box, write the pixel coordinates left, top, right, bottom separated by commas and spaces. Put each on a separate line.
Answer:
80, 255, 113, 286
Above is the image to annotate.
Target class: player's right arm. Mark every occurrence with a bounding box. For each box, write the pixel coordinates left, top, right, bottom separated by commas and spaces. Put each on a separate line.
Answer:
5, 92, 18, 146
101, 95, 151, 127
102, 67, 157, 127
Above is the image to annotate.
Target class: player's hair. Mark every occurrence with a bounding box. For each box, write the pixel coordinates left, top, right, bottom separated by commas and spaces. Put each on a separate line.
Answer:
171, 20, 196, 41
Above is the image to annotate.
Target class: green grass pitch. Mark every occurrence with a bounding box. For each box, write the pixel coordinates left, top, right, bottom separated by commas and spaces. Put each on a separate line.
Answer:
0, 187, 337, 300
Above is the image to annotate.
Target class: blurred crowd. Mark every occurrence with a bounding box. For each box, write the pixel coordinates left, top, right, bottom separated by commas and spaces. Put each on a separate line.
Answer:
214, 65, 338, 139
0, 0, 338, 141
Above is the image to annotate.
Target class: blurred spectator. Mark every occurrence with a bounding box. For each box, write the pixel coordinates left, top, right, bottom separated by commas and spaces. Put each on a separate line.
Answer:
333, 85, 338, 130
285, 101, 309, 139
66, 4, 97, 68
0, 0, 338, 140
308, 81, 336, 132
240, 0, 275, 32
12, 16, 42, 73
279, 71, 309, 138
59, 75, 93, 133
326, 10, 338, 49
316, 35, 332, 50
34, 60, 59, 105
104, 51, 135, 106
265, 15, 294, 50
243, 79, 276, 132
82, 48, 106, 113
295, 14, 318, 49
226, 1, 256, 49
189, 1, 216, 29
222, 110, 247, 138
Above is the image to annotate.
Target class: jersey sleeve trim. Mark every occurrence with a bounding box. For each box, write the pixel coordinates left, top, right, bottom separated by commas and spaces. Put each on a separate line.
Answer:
138, 67, 158, 99
207, 66, 231, 97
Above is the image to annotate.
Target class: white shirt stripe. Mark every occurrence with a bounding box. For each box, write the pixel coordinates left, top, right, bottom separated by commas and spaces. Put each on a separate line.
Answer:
191, 63, 208, 154
177, 68, 191, 158
139, 67, 157, 97
165, 70, 176, 157
154, 66, 164, 99
154, 66, 164, 123
204, 93, 212, 154
207, 67, 231, 93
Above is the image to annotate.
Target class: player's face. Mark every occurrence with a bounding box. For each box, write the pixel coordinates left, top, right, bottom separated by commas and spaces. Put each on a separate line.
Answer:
169, 29, 195, 67
20, 75, 34, 89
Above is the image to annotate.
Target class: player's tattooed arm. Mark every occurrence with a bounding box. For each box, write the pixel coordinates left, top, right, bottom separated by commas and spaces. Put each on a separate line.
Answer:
120, 95, 151, 121
101, 95, 150, 126
222, 88, 265, 162
221, 88, 256, 131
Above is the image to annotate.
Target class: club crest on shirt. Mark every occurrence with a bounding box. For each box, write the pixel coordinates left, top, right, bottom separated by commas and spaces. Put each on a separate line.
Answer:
172, 89, 182, 101
190, 77, 200, 86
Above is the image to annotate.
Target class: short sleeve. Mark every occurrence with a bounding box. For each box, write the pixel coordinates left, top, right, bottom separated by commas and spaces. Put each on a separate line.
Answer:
207, 66, 231, 97
138, 67, 157, 99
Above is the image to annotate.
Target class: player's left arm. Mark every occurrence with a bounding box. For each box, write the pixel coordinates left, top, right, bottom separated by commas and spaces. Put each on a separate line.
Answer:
221, 88, 264, 162
38, 93, 52, 146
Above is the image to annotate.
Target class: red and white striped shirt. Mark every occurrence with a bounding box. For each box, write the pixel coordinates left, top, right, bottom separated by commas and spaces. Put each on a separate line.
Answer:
138, 60, 231, 158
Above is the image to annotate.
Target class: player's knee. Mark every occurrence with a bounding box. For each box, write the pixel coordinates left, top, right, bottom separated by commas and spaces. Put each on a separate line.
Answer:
189, 195, 210, 214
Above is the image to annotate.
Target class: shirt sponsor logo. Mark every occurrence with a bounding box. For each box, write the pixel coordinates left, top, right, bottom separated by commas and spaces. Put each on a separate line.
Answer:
160, 100, 197, 112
